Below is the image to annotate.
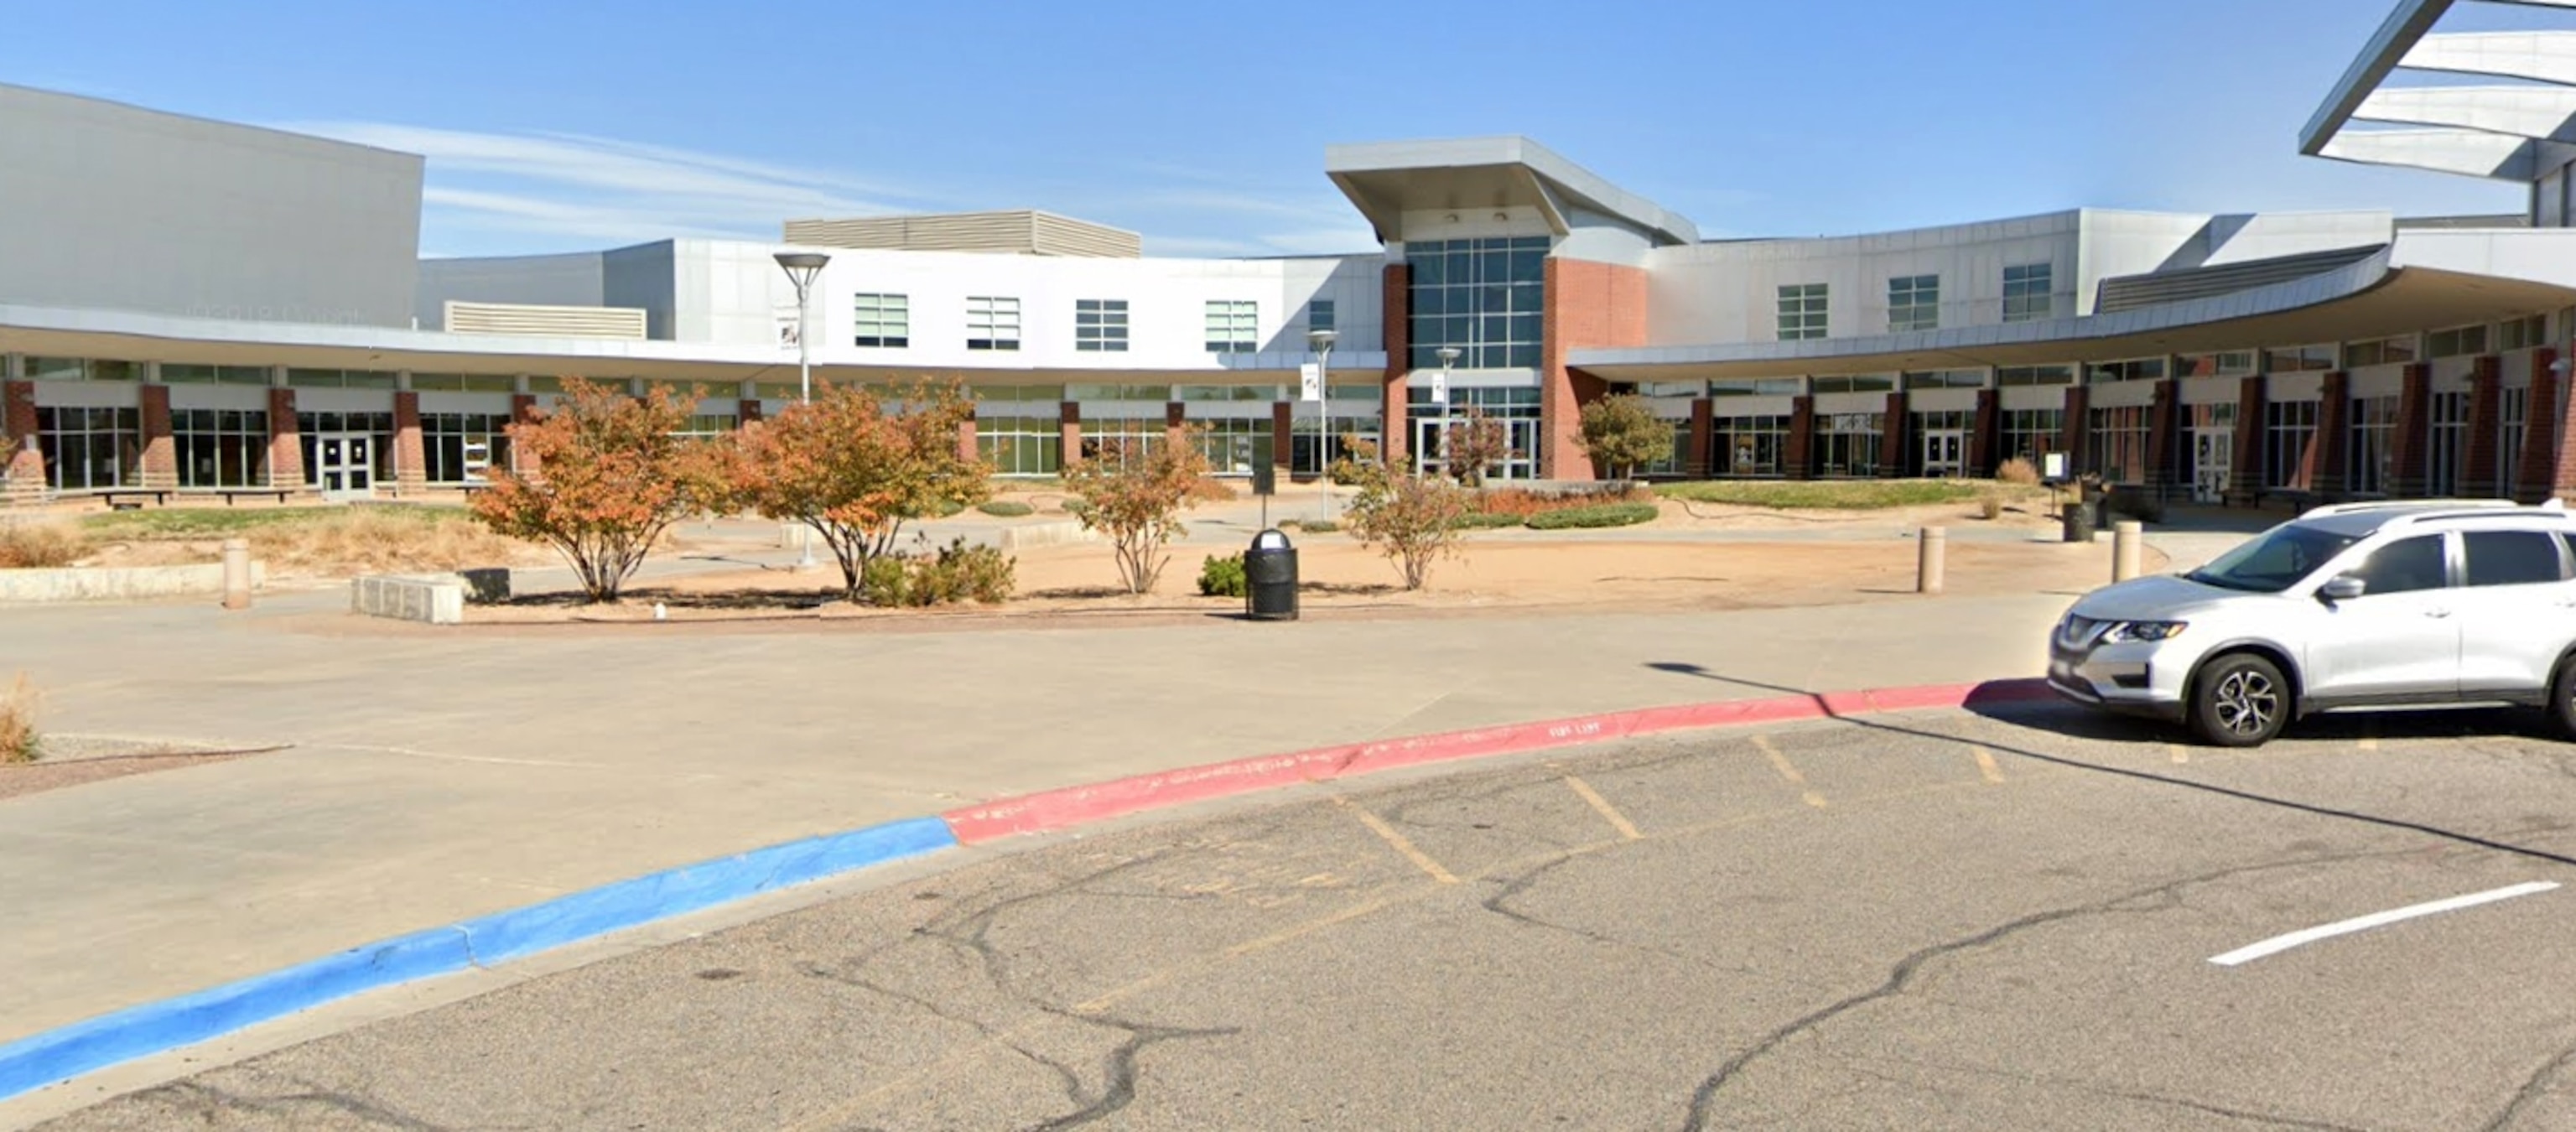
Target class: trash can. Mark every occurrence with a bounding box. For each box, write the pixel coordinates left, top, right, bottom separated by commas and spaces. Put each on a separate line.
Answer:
1245, 528, 1299, 621
2061, 497, 2097, 543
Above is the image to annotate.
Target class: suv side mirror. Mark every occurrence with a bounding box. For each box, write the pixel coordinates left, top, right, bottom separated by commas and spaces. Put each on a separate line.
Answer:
2319, 575, 2367, 603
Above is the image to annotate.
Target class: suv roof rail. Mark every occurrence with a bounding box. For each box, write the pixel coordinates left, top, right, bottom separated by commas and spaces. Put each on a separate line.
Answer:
2299, 498, 2516, 520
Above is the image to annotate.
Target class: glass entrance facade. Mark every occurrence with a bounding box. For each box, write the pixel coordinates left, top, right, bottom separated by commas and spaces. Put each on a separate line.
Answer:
1406, 236, 1546, 371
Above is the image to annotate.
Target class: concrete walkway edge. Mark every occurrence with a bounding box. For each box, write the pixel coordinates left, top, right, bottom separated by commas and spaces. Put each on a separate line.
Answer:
0, 678, 2054, 1108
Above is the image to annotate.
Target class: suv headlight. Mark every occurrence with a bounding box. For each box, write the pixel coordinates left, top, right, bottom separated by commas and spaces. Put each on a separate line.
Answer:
2102, 621, 2189, 643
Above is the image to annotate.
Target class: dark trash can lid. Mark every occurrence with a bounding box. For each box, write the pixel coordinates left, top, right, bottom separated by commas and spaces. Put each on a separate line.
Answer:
1252, 528, 1293, 551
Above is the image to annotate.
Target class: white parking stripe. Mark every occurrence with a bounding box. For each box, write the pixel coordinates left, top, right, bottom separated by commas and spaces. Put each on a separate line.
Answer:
2209, 882, 2561, 967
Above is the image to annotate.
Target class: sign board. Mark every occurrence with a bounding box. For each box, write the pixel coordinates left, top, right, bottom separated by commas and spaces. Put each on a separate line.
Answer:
1299, 362, 1323, 403
1430, 369, 1449, 404
2042, 452, 2071, 483
1250, 462, 1276, 497
774, 309, 802, 350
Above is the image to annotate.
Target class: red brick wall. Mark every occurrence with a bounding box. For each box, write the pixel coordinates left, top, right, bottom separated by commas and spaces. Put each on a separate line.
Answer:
1786, 395, 1815, 480
956, 417, 978, 465
2229, 377, 2267, 506
1164, 401, 1187, 451
392, 391, 427, 494
5, 380, 43, 488
1687, 397, 1714, 478
2146, 380, 2179, 492
2313, 371, 2350, 496
138, 382, 176, 489
509, 393, 539, 477
2387, 364, 2430, 499
1381, 263, 1410, 467
267, 387, 304, 489
1542, 257, 1651, 480
1270, 401, 1292, 470
739, 398, 764, 425
2465, 357, 2503, 499
1878, 392, 1909, 478
2059, 385, 2090, 471
2520, 351, 2563, 504
1058, 400, 1081, 469
1970, 389, 1998, 476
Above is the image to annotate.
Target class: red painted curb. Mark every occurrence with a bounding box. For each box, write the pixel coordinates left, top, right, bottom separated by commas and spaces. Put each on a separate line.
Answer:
939, 678, 2056, 844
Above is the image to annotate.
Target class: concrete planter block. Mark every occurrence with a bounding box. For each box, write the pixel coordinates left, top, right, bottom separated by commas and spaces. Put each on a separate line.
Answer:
458, 568, 512, 605
351, 574, 465, 625
0, 563, 267, 604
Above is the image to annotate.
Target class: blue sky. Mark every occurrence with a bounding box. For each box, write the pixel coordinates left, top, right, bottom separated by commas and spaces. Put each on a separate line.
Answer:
4, 0, 2545, 257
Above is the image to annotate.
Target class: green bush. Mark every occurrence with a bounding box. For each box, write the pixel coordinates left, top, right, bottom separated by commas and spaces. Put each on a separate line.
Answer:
978, 499, 1036, 517
1454, 511, 1524, 530
861, 537, 1015, 606
1524, 502, 1659, 530
1197, 553, 1248, 598
1296, 518, 1341, 533
932, 499, 968, 518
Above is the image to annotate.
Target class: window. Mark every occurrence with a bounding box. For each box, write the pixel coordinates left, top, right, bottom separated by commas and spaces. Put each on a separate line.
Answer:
158, 363, 266, 386
1810, 374, 1894, 394
1203, 300, 1259, 354
1888, 274, 1939, 333
967, 297, 1020, 351
2002, 409, 2063, 462
2088, 406, 2152, 484
34, 407, 141, 490
1711, 415, 1792, 476
174, 409, 269, 488
2350, 536, 2449, 595
1307, 299, 1336, 335
423, 413, 514, 482
1778, 283, 1829, 340
1710, 378, 1805, 397
2191, 526, 2359, 593
1067, 383, 1171, 402
2342, 335, 2418, 369
1079, 414, 1164, 465
2002, 263, 2053, 323
25, 357, 142, 383
1405, 385, 1531, 480
2428, 391, 2470, 498
2500, 314, 2550, 352
2264, 400, 2320, 491
2178, 351, 2258, 378
673, 413, 736, 443
1176, 384, 1282, 402
2502, 387, 2530, 496
2086, 359, 2167, 384
1905, 370, 1987, 390
1996, 365, 2075, 387
286, 368, 397, 390
854, 293, 908, 348
2427, 325, 2490, 359
2464, 530, 2567, 586
2347, 396, 2397, 496
1191, 417, 1270, 475
1407, 237, 1546, 369
1075, 299, 1129, 352
977, 415, 1062, 476
1814, 413, 1883, 477
409, 373, 517, 392
2263, 345, 2337, 373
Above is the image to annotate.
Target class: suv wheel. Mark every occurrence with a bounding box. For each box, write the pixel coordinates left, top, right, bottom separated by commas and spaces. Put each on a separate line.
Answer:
2552, 657, 2576, 741
2191, 653, 2289, 748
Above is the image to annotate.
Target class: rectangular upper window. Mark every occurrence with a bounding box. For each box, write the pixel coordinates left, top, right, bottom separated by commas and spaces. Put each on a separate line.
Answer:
967, 296, 1019, 351
1205, 300, 1258, 353
2500, 314, 2549, 352
1307, 299, 1335, 335
1777, 283, 1828, 341
2085, 359, 2166, 384
1075, 299, 1130, 352
2263, 345, 2337, 372
854, 293, 908, 348
1888, 275, 1939, 333
1996, 365, 2075, 387
2342, 335, 2418, 369
2426, 324, 2490, 359
2002, 263, 2052, 323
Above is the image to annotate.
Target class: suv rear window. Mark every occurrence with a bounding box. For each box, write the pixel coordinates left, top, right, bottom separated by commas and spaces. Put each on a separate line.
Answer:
2351, 536, 2449, 595
2464, 530, 2568, 587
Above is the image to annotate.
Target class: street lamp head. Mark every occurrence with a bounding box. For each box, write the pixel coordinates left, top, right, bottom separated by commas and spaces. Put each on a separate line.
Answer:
773, 251, 831, 292
2554, 358, 2573, 376
1307, 328, 1338, 354
1436, 345, 1462, 367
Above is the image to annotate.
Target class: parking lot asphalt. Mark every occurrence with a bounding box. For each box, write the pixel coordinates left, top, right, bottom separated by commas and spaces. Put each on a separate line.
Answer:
39, 700, 2576, 1131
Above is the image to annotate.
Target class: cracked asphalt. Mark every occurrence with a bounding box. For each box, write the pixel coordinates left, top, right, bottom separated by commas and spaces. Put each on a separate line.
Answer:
36, 701, 2576, 1131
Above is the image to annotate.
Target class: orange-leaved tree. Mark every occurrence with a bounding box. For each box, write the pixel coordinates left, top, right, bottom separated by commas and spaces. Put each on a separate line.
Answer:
724, 379, 989, 602
1441, 408, 1511, 487
1062, 434, 1213, 595
470, 377, 727, 603
1335, 438, 1471, 591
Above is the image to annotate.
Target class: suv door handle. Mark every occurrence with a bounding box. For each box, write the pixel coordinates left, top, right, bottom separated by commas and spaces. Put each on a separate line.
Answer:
2425, 609, 2454, 619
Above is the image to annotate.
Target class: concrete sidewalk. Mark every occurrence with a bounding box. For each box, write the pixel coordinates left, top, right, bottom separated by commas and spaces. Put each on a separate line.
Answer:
0, 527, 2204, 1047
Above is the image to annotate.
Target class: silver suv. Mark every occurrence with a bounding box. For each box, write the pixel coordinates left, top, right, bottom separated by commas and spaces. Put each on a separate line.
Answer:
2050, 500, 2576, 747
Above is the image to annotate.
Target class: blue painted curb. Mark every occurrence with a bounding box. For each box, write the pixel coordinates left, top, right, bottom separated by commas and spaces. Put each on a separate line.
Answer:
0, 815, 958, 1103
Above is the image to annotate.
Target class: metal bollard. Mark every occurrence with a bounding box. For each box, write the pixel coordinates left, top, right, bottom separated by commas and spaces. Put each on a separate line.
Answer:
1917, 526, 1946, 595
2112, 521, 2143, 583
221, 537, 252, 610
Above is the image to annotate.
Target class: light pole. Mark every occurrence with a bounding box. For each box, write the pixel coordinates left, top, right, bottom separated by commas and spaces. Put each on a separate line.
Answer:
1433, 345, 1460, 476
773, 251, 830, 404
774, 250, 829, 569
1308, 328, 1337, 517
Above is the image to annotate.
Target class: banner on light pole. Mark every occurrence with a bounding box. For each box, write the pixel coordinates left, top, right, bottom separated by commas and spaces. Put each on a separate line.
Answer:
1299, 362, 1323, 403
1431, 370, 1450, 404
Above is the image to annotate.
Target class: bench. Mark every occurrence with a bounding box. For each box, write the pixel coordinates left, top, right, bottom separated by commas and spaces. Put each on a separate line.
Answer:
211, 489, 297, 506
96, 489, 171, 510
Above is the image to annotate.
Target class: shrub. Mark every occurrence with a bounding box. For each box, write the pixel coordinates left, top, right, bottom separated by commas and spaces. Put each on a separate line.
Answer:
1197, 553, 1248, 598
1576, 394, 1675, 480
1296, 518, 1340, 533
724, 380, 989, 604
0, 672, 39, 764
1997, 457, 2042, 486
1062, 435, 1215, 595
1454, 511, 1524, 530
470, 377, 729, 603
1524, 502, 1659, 530
864, 536, 1015, 606
1343, 459, 1473, 591
1439, 410, 1511, 487
1978, 496, 2006, 521
978, 500, 1035, 517
1187, 476, 1239, 502
0, 523, 86, 569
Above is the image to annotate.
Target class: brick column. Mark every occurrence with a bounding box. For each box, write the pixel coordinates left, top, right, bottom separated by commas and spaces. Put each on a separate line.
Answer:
392, 390, 428, 496
956, 418, 978, 464
739, 398, 764, 425
2059, 385, 2090, 474
138, 382, 177, 490
508, 392, 539, 476
3, 379, 42, 491
1971, 388, 1998, 476
2229, 376, 2267, 506
2145, 379, 2180, 496
1270, 401, 1292, 472
266, 387, 304, 490
1786, 395, 1815, 480
2312, 371, 2350, 496
2547, 349, 2576, 501
1058, 400, 1081, 467
2518, 351, 2563, 504
1381, 263, 1410, 468
1687, 397, 1714, 478
2386, 363, 2432, 499
1164, 400, 1187, 453
1879, 392, 1910, 478
2465, 356, 2504, 498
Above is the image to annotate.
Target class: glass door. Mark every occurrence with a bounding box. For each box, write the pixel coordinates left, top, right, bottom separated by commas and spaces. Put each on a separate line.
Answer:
316, 434, 374, 499
2193, 429, 2231, 504
1502, 419, 1540, 481
1919, 429, 1965, 478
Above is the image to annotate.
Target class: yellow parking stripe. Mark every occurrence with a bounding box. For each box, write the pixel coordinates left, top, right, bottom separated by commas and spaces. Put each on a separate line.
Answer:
1564, 776, 1644, 840
1972, 746, 2006, 785
1753, 735, 1829, 808
1332, 796, 1458, 884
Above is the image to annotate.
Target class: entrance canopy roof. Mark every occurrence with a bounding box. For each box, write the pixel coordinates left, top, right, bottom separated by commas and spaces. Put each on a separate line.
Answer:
2305, 0, 2576, 180
1325, 137, 1699, 247
1570, 241, 2576, 381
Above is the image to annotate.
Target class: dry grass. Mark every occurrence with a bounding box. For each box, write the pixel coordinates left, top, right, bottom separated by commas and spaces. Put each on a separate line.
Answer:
0, 672, 39, 764
1997, 457, 2042, 486
245, 509, 528, 576
0, 522, 88, 569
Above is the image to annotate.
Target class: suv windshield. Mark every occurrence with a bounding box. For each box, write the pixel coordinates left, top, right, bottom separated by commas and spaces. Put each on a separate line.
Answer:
2187, 524, 2360, 594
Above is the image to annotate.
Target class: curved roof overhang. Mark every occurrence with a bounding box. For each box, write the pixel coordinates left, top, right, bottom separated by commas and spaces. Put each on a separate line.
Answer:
1569, 249, 2576, 381
2305, 3, 2576, 179
1326, 137, 1698, 247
